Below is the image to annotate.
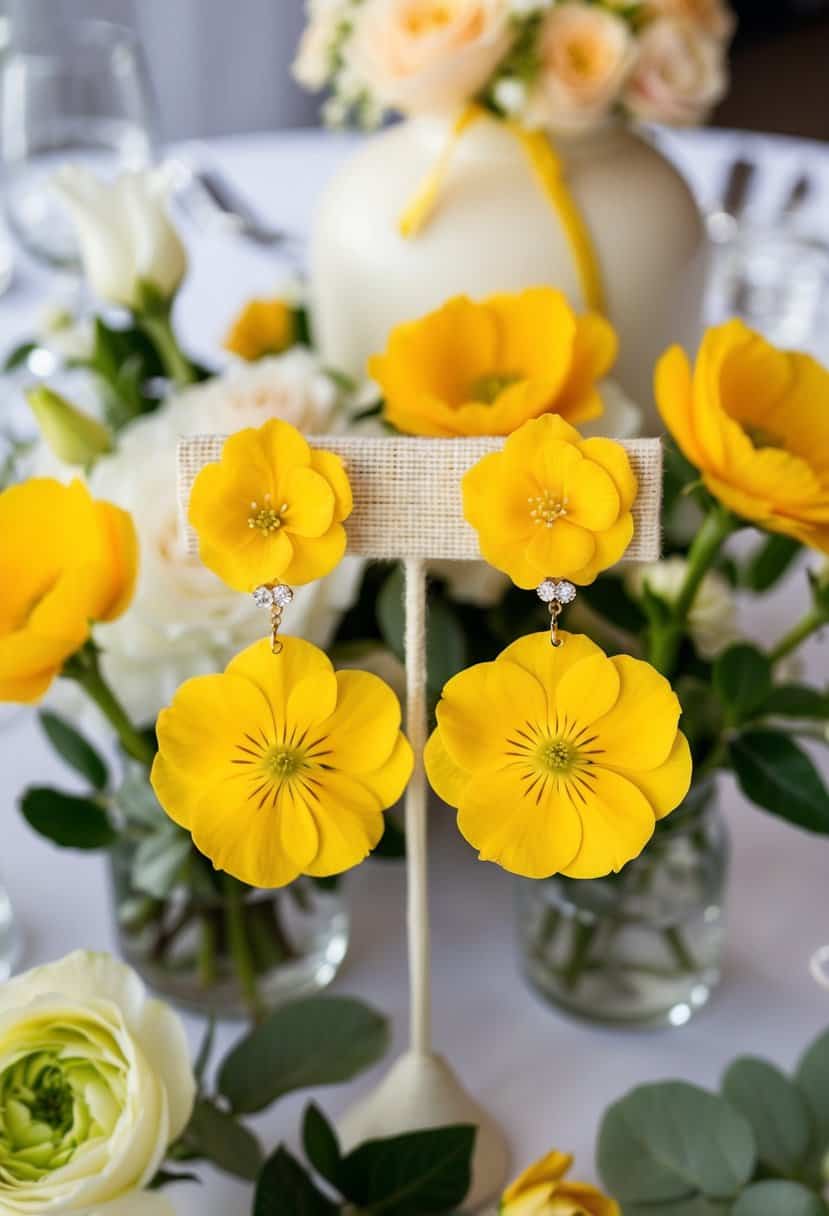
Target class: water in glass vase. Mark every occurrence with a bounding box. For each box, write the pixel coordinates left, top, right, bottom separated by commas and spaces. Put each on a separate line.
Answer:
516, 783, 728, 1027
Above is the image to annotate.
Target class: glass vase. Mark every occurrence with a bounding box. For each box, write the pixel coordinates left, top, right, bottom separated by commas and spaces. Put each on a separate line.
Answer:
516, 781, 729, 1027
108, 765, 349, 1020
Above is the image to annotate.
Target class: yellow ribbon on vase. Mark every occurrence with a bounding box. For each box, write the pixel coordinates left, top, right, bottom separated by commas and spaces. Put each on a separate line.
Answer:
397, 104, 607, 315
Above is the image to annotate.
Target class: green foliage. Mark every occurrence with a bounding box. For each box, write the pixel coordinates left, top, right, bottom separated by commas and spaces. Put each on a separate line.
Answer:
377, 564, 467, 700
20, 787, 116, 849
39, 710, 109, 790
254, 1147, 338, 1216
303, 1103, 344, 1192
713, 644, 773, 725
796, 1026, 829, 1152
741, 534, 802, 592
183, 1099, 264, 1182
373, 811, 407, 859
3, 340, 38, 372
218, 996, 389, 1114
86, 316, 166, 429
762, 685, 829, 720
729, 730, 829, 834
731, 1182, 828, 1216
722, 1058, 813, 1176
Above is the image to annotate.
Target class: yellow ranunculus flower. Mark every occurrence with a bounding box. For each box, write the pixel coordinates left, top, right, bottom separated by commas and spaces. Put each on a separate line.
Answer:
0, 478, 138, 702
369, 287, 617, 437
425, 631, 691, 879
151, 636, 413, 888
188, 418, 352, 593
225, 297, 295, 361
656, 320, 829, 553
501, 1150, 620, 1216
463, 415, 637, 588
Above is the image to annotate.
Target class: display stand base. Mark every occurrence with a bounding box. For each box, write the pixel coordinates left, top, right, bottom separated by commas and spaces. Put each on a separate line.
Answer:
338, 1050, 509, 1212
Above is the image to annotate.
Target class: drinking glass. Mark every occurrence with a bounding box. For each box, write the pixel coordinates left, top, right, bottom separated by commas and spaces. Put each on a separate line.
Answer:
0, 13, 157, 268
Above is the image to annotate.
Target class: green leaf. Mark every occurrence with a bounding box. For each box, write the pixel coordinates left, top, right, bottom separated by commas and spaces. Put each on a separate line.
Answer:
194, 1018, 216, 1087
742, 534, 802, 592
729, 730, 829, 834
796, 1026, 829, 1148
148, 1167, 201, 1190
377, 565, 466, 696
621, 1200, 730, 1216
722, 1058, 812, 1176
732, 1181, 827, 1216
131, 827, 192, 899
254, 1146, 339, 1216
340, 1125, 476, 1216
184, 1098, 264, 1182
3, 340, 38, 372
302, 1103, 342, 1191
218, 995, 389, 1115
713, 644, 773, 724
20, 787, 117, 850
597, 1082, 756, 1206
762, 685, 829, 720
39, 711, 109, 790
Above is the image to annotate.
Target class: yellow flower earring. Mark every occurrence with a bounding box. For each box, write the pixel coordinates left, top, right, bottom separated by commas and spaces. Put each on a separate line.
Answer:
151, 417, 413, 889
425, 414, 693, 881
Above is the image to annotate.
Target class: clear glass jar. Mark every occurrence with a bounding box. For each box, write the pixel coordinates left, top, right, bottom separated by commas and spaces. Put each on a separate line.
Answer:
108, 765, 349, 1020
516, 781, 729, 1027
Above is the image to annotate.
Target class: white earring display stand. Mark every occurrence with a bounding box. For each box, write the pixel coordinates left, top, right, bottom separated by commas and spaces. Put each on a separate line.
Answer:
178, 434, 663, 1212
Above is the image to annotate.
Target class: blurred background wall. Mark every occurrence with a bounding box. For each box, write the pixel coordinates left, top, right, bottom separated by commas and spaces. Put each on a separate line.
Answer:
3, 0, 828, 141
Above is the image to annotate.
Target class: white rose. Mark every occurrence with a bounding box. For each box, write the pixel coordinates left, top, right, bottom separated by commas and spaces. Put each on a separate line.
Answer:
294, 0, 350, 90
85, 352, 360, 724
643, 0, 735, 40
347, 0, 513, 116
53, 167, 187, 311
626, 556, 738, 659
624, 18, 728, 126
0, 951, 194, 1215
526, 3, 636, 133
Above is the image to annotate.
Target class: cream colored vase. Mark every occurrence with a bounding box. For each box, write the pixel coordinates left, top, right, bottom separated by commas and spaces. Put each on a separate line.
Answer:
310, 114, 709, 434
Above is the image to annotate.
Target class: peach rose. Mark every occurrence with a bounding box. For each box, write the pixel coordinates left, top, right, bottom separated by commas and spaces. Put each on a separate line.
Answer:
347, 0, 512, 115
625, 18, 728, 126
644, 0, 735, 40
526, 3, 636, 133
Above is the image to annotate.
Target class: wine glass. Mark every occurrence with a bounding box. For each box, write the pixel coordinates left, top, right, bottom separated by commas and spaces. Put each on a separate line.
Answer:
0, 14, 158, 269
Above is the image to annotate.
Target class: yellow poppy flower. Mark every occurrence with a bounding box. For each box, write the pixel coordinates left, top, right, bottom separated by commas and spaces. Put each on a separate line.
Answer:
501, 1150, 620, 1216
425, 631, 691, 880
656, 320, 829, 553
369, 287, 617, 437
0, 478, 138, 702
151, 636, 413, 888
224, 297, 295, 361
188, 418, 352, 593
463, 415, 637, 588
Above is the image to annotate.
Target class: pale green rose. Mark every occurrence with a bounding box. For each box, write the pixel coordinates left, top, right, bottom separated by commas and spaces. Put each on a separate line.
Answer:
0, 951, 195, 1215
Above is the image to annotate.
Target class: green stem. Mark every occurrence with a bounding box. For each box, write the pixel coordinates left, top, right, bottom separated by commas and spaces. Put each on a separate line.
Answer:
198, 913, 218, 988
648, 505, 738, 677
562, 919, 598, 992
769, 607, 827, 665
223, 876, 265, 1024
141, 309, 198, 387
663, 926, 699, 974
63, 645, 155, 768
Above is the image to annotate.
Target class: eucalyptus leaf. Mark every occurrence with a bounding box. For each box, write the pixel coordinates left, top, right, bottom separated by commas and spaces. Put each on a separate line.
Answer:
39, 711, 109, 790
597, 1082, 756, 1206
729, 730, 829, 834
722, 1057, 812, 1176
20, 787, 117, 850
731, 1181, 827, 1216
302, 1103, 343, 1191
713, 644, 773, 724
218, 996, 389, 1114
254, 1146, 338, 1216
339, 1124, 476, 1216
113, 767, 169, 830
183, 1098, 263, 1182
131, 827, 192, 899
796, 1026, 829, 1147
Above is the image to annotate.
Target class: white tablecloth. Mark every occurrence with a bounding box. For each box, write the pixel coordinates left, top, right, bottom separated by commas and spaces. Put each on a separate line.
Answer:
1, 128, 828, 1214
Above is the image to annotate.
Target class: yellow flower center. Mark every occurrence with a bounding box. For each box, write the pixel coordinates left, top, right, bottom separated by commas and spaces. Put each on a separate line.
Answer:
539, 738, 576, 773
470, 373, 521, 404
248, 494, 288, 536
528, 489, 569, 527
267, 746, 305, 779
505, 718, 603, 803
405, 2, 453, 34
744, 423, 784, 451
232, 728, 333, 809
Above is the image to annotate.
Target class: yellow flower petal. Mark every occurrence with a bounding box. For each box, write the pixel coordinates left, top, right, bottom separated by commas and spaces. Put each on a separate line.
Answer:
578, 437, 638, 512
224, 297, 294, 360
561, 768, 656, 879
190, 781, 316, 889
282, 522, 347, 586
554, 653, 620, 726
227, 636, 332, 721
283, 466, 335, 537
564, 460, 621, 532
310, 449, 353, 522
436, 659, 547, 772
302, 770, 385, 877
424, 727, 469, 807
608, 731, 692, 820
502, 1150, 574, 1203
363, 732, 415, 807
594, 656, 681, 771
501, 631, 603, 702
323, 669, 404, 773
525, 518, 597, 581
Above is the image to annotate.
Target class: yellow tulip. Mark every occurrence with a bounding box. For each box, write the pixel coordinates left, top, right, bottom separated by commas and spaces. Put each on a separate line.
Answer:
151, 636, 413, 888
188, 418, 352, 593
224, 297, 296, 361
656, 320, 829, 553
425, 631, 691, 879
369, 287, 617, 437
463, 415, 637, 588
0, 479, 138, 702
501, 1150, 620, 1216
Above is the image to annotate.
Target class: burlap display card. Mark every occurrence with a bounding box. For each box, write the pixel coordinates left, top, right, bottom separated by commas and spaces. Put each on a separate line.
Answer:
177, 435, 662, 563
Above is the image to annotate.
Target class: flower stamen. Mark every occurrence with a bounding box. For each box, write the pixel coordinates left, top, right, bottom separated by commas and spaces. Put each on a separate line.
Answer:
528, 489, 569, 527
247, 493, 289, 535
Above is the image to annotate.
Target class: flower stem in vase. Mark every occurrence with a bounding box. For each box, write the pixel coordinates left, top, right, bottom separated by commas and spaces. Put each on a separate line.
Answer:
198, 913, 218, 988
223, 875, 265, 1023
562, 918, 599, 992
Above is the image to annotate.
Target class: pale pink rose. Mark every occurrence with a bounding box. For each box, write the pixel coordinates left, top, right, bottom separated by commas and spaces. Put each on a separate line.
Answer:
643, 0, 735, 41
625, 18, 728, 126
347, 0, 512, 115
525, 3, 636, 133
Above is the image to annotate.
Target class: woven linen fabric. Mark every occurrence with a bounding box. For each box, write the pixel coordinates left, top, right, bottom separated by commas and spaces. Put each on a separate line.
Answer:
178, 434, 662, 562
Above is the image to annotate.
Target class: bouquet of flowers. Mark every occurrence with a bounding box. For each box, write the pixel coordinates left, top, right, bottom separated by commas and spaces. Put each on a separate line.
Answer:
294, 0, 735, 131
